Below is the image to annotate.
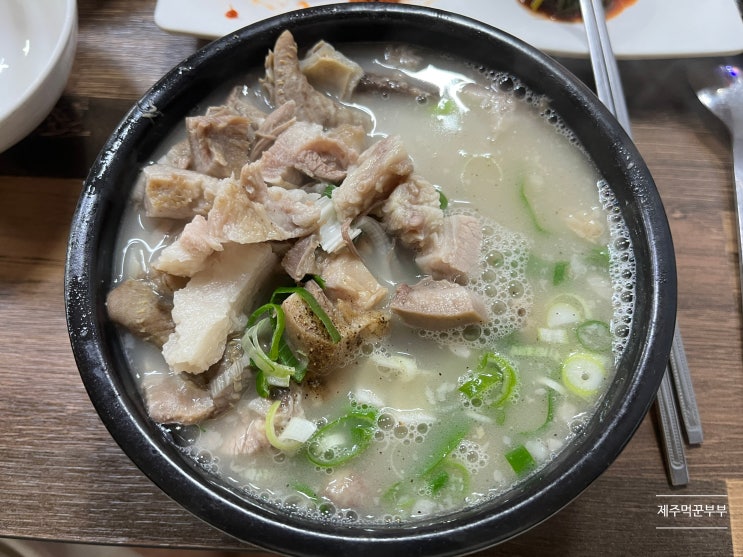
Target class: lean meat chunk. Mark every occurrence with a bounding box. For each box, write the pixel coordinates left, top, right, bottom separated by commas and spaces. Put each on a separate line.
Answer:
415, 214, 482, 284
390, 278, 488, 330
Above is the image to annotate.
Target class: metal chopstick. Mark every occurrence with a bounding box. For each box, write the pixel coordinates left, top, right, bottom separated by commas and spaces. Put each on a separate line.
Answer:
578, 0, 698, 485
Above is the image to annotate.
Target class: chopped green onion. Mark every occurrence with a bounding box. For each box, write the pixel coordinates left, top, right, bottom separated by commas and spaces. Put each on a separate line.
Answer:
306, 409, 378, 467
519, 176, 547, 234
586, 246, 610, 268
292, 482, 319, 501
271, 286, 341, 343
265, 400, 298, 453
432, 97, 456, 117
438, 190, 449, 210
505, 444, 536, 475
255, 370, 270, 398
309, 274, 326, 289
459, 352, 517, 407
552, 260, 569, 285
545, 299, 584, 328
321, 184, 336, 198
576, 320, 612, 352
561, 352, 607, 398
384, 421, 469, 508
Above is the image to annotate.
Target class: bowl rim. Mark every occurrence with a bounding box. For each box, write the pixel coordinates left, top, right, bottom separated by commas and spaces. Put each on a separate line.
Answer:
64, 4, 677, 556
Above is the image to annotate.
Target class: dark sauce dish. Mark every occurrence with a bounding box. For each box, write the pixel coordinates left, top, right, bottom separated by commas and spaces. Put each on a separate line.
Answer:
64, 4, 676, 556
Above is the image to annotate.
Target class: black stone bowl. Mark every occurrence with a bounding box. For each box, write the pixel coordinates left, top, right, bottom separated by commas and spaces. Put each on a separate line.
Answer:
65, 4, 676, 556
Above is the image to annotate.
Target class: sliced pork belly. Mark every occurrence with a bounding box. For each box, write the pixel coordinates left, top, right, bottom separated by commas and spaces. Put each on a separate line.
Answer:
416, 214, 482, 284
262, 30, 371, 130
390, 278, 488, 330
107, 277, 175, 347
281, 281, 389, 376
186, 105, 257, 178
332, 135, 413, 221
379, 174, 443, 249
299, 40, 364, 100
162, 242, 278, 374
257, 121, 358, 187
143, 164, 224, 219
320, 250, 387, 311
142, 371, 215, 425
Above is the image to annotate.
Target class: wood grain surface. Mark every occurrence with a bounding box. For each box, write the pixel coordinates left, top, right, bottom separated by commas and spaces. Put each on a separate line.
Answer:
1, 1, 741, 555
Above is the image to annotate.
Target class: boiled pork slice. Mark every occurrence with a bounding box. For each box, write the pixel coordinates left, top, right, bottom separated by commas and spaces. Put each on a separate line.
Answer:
143, 164, 224, 219
142, 371, 215, 425
207, 337, 252, 412
251, 100, 297, 161
332, 135, 413, 221
163, 139, 192, 170
390, 278, 488, 330
299, 40, 364, 100
262, 30, 371, 130
162, 242, 278, 374
186, 104, 257, 178
416, 214, 482, 284
257, 120, 358, 188
281, 234, 321, 281
106, 277, 175, 347
379, 174, 443, 250
319, 250, 387, 311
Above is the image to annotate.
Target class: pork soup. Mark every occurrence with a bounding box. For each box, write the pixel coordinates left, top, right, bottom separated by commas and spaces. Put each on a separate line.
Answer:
109, 31, 635, 524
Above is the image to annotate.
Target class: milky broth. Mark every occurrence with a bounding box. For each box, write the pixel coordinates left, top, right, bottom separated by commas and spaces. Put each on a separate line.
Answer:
113, 43, 635, 524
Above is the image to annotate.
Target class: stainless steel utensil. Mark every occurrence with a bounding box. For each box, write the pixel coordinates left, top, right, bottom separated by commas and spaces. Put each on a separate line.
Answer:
579, 0, 701, 486
691, 63, 743, 315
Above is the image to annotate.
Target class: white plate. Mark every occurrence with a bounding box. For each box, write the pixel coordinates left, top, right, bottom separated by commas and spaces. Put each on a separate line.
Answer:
0, 0, 77, 152
154, 0, 743, 59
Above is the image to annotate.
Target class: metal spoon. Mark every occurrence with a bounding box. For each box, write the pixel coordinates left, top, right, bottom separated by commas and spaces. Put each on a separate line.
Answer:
691, 64, 743, 314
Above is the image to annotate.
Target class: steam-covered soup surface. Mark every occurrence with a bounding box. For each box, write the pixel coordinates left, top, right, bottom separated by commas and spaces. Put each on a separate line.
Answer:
109, 31, 635, 524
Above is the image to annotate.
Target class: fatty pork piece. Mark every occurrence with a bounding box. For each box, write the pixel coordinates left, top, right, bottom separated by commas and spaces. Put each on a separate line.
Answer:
143, 164, 225, 219
142, 371, 215, 425
282, 280, 390, 376
262, 30, 372, 130
319, 250, 388, 311
106, 276, 178, 347
257, 120, 360, 188
390, 278, 488, 331
332, 135, 414, 221
162, 242, 279, 374
378, 174, 444, 250
415, 214, 483, 284
298, 40, 364, 100
186, 104, 259, 178
154, 173, 322, 277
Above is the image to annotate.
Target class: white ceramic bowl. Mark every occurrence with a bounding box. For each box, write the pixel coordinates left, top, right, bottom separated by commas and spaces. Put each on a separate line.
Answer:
0, 0, 78, 153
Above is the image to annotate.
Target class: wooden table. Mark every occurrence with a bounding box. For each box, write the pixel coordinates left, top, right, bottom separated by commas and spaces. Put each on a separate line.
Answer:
1, 1, 742, 555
